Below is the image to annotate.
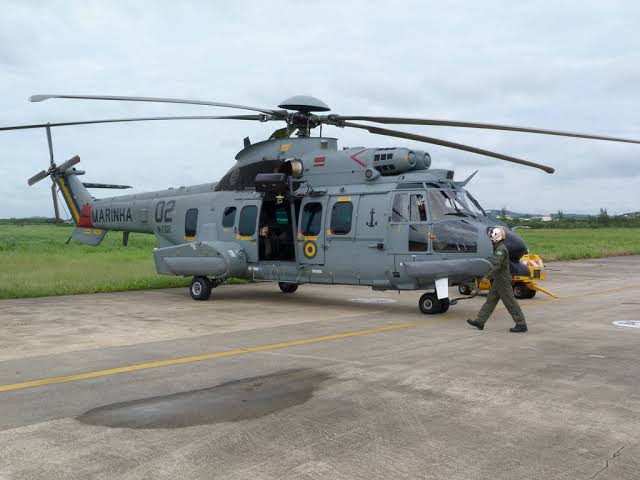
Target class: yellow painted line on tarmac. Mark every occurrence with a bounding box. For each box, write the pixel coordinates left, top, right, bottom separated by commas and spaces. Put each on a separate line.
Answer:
0, 284, 634, 394
0, 322, 417, 394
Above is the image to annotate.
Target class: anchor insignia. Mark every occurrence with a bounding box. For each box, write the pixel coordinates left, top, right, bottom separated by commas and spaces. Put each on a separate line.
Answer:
366, 208, 378, 228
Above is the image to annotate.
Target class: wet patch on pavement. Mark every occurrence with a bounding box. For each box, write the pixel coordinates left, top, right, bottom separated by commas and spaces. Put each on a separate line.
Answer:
76, 368, 330, 429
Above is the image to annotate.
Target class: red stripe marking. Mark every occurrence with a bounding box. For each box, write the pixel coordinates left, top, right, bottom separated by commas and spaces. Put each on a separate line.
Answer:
350, 149, 367, 168
78, 204, 94, 227
313, 156, 326, 167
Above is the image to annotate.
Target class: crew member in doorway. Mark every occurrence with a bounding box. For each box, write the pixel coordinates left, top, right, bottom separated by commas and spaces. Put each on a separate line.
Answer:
259, 206, 291, 260
467, 227, 528, 332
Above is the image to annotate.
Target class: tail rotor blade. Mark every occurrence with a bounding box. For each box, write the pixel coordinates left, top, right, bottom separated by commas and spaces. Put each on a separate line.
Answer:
28, 170, 50, 186
51, 182, 61, 223
57, 155, 80, 172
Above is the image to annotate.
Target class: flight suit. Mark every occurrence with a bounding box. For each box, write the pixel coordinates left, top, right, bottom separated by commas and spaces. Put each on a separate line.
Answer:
475, 241, 526, 326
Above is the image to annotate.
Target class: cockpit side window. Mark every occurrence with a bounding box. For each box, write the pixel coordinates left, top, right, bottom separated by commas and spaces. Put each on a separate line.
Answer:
410, 193, 427, 222
432, 220, 478, 253
391, 193, 409, 222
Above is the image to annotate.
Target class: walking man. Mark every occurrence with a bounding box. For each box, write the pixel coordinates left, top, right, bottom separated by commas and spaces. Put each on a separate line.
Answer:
467, 227, 528, 332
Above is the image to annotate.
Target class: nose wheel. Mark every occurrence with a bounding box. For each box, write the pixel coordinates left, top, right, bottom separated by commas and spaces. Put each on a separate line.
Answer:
419, 292, 450, 314
278, 282, 299, 293
513, 282, 536, 299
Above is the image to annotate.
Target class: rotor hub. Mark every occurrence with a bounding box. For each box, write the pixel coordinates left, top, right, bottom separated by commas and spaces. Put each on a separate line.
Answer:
278, 95, 330, 113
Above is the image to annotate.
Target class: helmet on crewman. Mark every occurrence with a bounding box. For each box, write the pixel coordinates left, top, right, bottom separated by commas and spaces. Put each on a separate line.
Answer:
488, 226, 506, 244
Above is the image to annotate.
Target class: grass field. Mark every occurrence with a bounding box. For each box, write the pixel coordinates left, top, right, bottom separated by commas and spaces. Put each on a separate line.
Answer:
0, 225, 197, 299
517, 228, 640, 261
1, 225, 639, 299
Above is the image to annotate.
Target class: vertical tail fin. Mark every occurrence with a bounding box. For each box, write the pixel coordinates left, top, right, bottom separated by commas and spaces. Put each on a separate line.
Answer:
55, 167, 93, 226
55, 164, 109, 246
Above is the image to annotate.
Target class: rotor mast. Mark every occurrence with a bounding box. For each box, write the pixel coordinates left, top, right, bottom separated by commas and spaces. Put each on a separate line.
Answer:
277, 95, 330, 138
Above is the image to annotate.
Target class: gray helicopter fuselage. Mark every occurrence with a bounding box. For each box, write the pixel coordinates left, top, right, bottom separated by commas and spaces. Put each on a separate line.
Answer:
67, 136, 495, 292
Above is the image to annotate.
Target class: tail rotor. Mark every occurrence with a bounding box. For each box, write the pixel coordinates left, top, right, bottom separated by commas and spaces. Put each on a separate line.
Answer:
26, 125, 80, 222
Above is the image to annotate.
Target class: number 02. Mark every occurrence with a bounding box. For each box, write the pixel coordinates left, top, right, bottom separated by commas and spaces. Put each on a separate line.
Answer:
155, 200, 175, 222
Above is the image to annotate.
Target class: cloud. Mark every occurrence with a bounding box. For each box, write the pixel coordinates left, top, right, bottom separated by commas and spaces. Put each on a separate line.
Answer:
0, 0, 639, 218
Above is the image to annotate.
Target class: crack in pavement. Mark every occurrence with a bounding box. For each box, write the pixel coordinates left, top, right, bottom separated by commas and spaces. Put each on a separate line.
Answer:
585, 446, 625, 480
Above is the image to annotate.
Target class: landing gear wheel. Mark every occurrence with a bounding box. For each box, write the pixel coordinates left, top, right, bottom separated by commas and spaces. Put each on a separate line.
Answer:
458, 284, 473, 295
513, 282, 533, 300
440, 298, 451, 313
278, 282, 299, 293
190, 276, 212, 301
419, 293, 449, 314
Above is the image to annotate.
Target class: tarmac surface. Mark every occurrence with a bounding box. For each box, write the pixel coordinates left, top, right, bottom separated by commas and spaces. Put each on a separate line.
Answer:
0, 256, 639, 479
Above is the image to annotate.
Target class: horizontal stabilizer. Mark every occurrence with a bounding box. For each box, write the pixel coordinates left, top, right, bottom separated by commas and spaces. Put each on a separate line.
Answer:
82, 182, 132, 189
71, 227, 108, 246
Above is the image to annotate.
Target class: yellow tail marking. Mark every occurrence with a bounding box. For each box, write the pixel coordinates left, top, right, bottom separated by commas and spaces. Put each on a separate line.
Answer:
57, 177, 79, 222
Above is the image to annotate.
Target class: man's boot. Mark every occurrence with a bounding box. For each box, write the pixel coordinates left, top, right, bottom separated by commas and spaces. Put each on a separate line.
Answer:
509, 324, 528, 333
467, 319, 484, 330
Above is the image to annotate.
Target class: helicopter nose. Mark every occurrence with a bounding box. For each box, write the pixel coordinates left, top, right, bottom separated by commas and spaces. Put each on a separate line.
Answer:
477, 228, 494, 258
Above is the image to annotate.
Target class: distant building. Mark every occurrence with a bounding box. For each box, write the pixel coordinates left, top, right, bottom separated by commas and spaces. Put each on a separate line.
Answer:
541, 215, 552, 222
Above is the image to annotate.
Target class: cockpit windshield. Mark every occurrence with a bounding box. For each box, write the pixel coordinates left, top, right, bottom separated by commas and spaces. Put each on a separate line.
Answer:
464, 191, 487, 217
428, 189, 485, 220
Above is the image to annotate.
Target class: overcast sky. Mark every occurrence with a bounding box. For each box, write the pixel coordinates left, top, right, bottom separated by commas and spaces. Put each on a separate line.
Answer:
1, 0, 639, 218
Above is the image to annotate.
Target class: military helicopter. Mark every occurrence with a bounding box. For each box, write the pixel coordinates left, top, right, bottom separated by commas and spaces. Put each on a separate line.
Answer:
2, 94, 639, 314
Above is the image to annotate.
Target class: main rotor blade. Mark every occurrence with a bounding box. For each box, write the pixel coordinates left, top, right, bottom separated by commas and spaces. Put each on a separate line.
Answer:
45, 125, 54, 166
51, 182, 61, 223
57, 155, 80, 172
0, 114, 269, 132
28, 170, 49, 186
338, 121, 555, 174
331, 115, 640, 145
30, 94, 283, 116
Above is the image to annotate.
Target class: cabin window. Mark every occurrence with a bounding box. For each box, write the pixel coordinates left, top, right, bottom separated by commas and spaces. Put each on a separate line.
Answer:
431, 220, 478, 253
330, 201, 353, 235
391, 193, 409, 222
238, 205, 258, 236
301, 202, 322, 236
410, 194, 427, 221
409, 224, 430, 252
185, 208, 198, 237
222, 206, 236, 227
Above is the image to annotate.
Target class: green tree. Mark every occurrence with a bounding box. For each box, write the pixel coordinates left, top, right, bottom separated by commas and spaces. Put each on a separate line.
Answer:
598, 208, 610, 225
